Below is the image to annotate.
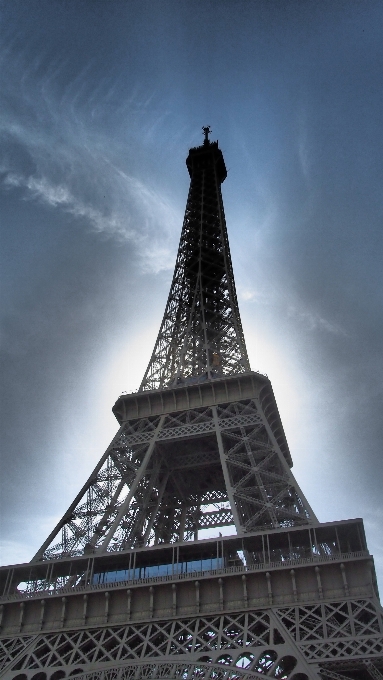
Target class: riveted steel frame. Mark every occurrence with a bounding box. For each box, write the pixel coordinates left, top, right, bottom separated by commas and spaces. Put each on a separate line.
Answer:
5, 139, 382, 678
1, 548, 382, 678
33, 375, 317, 561
140, 142, 249, 392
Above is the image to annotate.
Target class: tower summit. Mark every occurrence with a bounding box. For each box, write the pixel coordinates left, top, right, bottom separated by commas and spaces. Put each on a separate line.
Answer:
140, 126, 249, 392
1, 131, 382, 679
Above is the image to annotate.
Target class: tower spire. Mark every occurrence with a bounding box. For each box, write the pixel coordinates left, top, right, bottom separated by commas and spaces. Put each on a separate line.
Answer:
140, 137, 249, 391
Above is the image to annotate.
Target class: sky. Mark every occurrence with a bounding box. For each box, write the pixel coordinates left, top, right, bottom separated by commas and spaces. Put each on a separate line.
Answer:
1, 0, 382, 592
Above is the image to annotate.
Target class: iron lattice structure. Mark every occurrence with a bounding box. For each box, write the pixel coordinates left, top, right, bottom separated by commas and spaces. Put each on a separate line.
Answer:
1, 131, 382, 680
34, 377, 316, 560
140, 137, 249, 391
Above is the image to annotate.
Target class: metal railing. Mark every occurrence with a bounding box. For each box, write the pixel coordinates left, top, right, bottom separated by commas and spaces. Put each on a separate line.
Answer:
2, 550, 370, 602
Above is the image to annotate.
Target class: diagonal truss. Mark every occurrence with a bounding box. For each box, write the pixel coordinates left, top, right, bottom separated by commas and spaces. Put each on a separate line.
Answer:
33, 133, 316, 563
0, 609, 317, 677
140, 139, 250, 391
33, 393, 316, 561
2, 599, 383, 677
2, 130, 383, 680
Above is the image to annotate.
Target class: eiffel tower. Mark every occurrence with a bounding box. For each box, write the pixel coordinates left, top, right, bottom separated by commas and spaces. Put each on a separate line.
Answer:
1, 129, 382, 680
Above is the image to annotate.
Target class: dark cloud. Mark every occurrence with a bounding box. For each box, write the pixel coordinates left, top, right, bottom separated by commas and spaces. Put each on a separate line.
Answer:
1, 0, 382, 588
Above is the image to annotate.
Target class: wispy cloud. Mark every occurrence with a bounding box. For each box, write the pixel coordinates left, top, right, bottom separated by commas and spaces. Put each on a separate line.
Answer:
286, 303, 347, 336
238, 284, 346, 337
238, 287, 271, 304
297, 106, 313, 184
0, 31, 181, 273
3, 166, 180, 261
4, 171, 133, 239
1, 137, 180, 273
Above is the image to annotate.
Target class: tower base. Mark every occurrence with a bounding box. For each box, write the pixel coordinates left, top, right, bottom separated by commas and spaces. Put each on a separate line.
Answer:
1, 524, 382, 679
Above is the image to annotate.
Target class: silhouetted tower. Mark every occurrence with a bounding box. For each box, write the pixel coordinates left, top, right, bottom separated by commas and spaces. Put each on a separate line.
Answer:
1, 129, 382, 680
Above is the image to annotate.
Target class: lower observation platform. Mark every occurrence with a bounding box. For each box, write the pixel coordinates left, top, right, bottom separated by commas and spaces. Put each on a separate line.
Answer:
0, 519, 378, 633
0, 519, 382, 678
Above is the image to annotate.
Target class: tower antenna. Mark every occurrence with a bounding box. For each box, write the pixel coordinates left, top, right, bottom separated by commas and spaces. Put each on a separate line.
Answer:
202, 124, 211, 144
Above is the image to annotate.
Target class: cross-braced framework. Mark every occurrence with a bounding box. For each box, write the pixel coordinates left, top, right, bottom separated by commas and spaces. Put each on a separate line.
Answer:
3, 131, 383, 679
140, 138, 249, 391
34, 388, 316, 561
2, 598, 383, 678
0, 610, 326, 678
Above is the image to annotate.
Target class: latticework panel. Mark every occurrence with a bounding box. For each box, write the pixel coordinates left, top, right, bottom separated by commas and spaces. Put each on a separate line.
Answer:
2, 610, 315, 678
140, 141, 250, 392
0, 636, 36, 673
276, 599, 383, 663
219, 403, 312, 532
6, 661, 313, 680
3, 599, 383, 678
34, 397, 315, 561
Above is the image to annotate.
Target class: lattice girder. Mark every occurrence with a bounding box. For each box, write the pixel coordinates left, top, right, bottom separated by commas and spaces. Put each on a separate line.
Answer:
0, 610, 319, 678
5, 136, 381, 678
140, 141, 250, 391
2, 597, 383, 678
33, 385, 316, 560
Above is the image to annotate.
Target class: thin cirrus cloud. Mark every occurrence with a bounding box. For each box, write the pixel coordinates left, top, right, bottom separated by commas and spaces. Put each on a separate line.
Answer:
1, 141, 180, 274
238, 285, 346, 338
3, 171, 128, 237
0, 33, 180, 273
0, 55, 180, 270
286, 303, 346, 337
2, 165, 180, 273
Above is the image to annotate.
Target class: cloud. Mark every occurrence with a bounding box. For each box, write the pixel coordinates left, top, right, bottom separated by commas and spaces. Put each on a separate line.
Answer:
239, 284, 346, 337
286, 302, 347, 336
4, 171, 129, 237
297, 107, 312, 183
0, 28, 181, 274
239, 289, 258, 302
1, 154, 180, 273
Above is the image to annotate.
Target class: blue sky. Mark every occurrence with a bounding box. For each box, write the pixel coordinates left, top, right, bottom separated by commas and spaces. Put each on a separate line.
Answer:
1, 0, 382, 590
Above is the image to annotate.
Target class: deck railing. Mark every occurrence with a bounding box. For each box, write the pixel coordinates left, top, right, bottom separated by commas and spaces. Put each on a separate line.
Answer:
1, 549, 370, 602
